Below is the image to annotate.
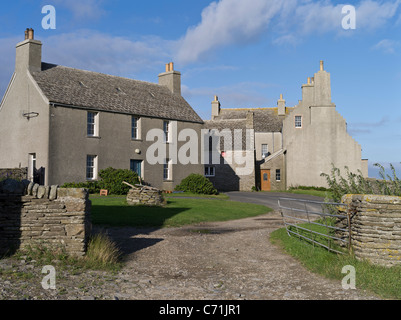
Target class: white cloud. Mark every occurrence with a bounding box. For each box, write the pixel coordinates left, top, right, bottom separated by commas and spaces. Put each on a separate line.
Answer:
348, 116, 390, 135
175, 0, 401, 64
372, 39, 400, 54
182, 81, 278, 108
272, 34, 300, 46
0, 30, 175, 98
357, 0, 401, 30
183, 65, 239, 79
41, 30, 175, 77
175, 0, 285, 64
51, 0, 106, 20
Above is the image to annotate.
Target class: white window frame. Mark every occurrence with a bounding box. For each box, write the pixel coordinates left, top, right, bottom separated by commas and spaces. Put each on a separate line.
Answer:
205, 166, 215, 177
261, 144, 269, 158
87, 112, 99, 137
28, 153, 36, 181
86, 155, 98, 180
295, 115, 302, 128
163, 120, 171, 143
163, 158, 172, 181
132, 116, 141, 140
276, 169, 281, 182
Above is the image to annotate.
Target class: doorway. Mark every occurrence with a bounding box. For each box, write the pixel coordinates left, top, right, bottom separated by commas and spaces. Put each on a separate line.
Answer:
261, 169, 271, 191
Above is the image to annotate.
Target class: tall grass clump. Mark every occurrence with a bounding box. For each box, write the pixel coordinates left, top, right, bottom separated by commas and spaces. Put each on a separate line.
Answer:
321, 163, 401, 202
374, 163, 401, 196
85, 233, 122, 269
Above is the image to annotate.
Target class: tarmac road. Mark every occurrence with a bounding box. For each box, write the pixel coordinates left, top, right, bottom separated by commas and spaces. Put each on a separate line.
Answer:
225, 191, 326, 211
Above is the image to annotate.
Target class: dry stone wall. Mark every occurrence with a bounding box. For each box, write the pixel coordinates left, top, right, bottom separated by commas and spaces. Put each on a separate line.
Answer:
0, 179, 91, 257
341, 194, 401, 267
126, 187, 165, 206
0, 168, 27, 181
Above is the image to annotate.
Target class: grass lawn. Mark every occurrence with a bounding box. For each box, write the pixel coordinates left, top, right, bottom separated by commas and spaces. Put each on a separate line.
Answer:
90, 195, 271, 228
267, 188, 333, 199
270, 226, 401, 300
164, 192, 230, 200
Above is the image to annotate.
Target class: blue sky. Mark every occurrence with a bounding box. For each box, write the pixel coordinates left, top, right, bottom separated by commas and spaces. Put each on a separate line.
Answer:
0, 0, 400, 178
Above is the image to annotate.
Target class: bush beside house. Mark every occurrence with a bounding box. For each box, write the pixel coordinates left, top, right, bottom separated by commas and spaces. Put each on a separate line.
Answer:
175, 174, 218, 195
62, 168, 140, 195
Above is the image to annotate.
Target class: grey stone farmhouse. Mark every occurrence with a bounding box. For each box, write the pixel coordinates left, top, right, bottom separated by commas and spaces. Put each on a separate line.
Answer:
0, 29, 368, 192
205, 60, 368, 191
0, 29, 204, 190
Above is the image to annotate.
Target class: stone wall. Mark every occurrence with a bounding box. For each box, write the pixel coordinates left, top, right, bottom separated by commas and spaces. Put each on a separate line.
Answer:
0, 179, 91, 257
340, 194, 401, 267
126, 187, 165, 206
0, 168, 28, 181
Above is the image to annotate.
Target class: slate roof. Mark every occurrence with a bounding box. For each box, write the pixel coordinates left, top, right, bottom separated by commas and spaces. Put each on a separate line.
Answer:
31, 63, 203, 124
204, 119, 252, 150
212, 108, 285, 132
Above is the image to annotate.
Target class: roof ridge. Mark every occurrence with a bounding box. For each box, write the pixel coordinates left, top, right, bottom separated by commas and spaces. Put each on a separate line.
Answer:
222, 107, 277, 111
40, 62, 162, 88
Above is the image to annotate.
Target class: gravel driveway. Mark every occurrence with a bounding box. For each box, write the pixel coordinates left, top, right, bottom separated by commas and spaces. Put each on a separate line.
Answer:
107, 211, 379, 300
0, 212, 379, 300
0, 193, 380, 300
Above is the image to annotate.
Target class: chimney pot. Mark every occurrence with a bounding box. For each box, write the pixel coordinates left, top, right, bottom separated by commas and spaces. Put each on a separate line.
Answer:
25, 28, 29, 40
320, 60, 324, 71
159, 62, 181, 95
28, 28, 34, 40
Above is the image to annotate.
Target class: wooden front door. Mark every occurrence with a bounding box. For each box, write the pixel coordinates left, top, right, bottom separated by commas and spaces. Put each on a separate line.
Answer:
261, 170, 271, 191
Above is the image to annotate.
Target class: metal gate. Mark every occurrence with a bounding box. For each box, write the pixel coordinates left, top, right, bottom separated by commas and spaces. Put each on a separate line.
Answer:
278, 198, 352, 254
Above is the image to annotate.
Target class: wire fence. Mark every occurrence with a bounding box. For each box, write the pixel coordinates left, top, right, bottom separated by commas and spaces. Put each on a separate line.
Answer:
278, 197, 351, 254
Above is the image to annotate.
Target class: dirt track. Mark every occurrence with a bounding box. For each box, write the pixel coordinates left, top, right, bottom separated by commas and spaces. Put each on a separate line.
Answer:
0, 210, 380, 300
106, 211, 379, 300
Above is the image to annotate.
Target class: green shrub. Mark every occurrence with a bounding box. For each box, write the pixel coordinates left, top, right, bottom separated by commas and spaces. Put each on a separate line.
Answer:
321, 163, 401, 202
175, 174, 218, 195
61, 181, 101, 194
61, 167, 140, 195
98, 167, 139, 195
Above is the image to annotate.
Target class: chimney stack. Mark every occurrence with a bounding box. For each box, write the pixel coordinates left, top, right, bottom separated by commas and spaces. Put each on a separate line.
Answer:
211, 95, 221, 119
277, 94, 286, 116
314, 60, 332, 105
158, 62, 181, 95
15, 28, 42, 73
